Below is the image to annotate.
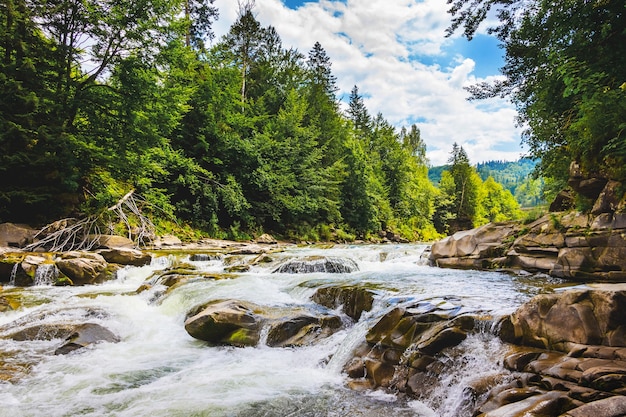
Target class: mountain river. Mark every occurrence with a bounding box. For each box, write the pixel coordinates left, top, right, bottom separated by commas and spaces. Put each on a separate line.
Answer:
0, 244, 578, 416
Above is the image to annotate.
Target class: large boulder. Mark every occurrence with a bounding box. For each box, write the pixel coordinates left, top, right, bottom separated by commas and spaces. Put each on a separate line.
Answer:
499, 288, 626, 350
344, 298, 475, 392
55, 251, 112, 285
477, 287, 626, 416
0, 223, 37, 248
185, 300, 261, 347
430, 222, 518, 260
54, 323, 120, 355
184, 299, 344, 347
97, 247, 152, 266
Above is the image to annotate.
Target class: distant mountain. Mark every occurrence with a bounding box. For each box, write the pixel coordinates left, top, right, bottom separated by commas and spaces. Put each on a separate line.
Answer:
428, 158, 545, 207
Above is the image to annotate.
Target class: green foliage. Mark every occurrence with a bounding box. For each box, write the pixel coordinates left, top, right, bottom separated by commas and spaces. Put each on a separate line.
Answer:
433, 144, 523, 233
448, 0, 626, 187
1, 0, 445, 241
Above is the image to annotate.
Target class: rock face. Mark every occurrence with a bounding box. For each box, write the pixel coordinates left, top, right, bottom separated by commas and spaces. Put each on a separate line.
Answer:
343, 298, 476, 394
273, 256, 359, 274
429, 212, 626, 281
499, 288, 626, 350
474, 287, 626, 416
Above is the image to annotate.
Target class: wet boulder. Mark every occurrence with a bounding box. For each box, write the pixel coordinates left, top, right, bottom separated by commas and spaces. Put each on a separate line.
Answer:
345, 298, 475, 392
54, 323, 121, 355
273, 256, 358, 274
311, 285, 376, 321
184, 299, 344, 348
499, 288, 626, 350
266, 314, 342, 347
185, 300, 262, 347
478, 287, 626, 416
55, 251, 112, 285
2, 318, 119, 355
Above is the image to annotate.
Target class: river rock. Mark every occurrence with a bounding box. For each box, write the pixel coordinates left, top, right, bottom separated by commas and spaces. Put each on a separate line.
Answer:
273, 256, 359, 273
311, 285, 376, 321
89, 234, 135, 249
255, 234, 277, 244
55, 251, 112, 285
499, 288, 626, 350
0, 223, 37, 248
54, 323, 121, 354
184, 299, 344, 348
266, 314, 342, 347
185, 300, 262, 347
345, 298, 475, 392
97, 247, 152, 266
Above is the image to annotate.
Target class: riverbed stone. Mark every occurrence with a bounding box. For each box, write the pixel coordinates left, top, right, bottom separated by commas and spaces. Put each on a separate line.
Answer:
54, 323, 120, 354
55, 251, 111, 285
266, 314, 342, 347
184, 300, 262, 347
311, 285, 375, 321
0, 223, 37, 248
97, 247, 152, 266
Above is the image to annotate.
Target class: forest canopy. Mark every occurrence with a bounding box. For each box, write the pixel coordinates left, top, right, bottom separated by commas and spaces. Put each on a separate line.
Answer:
0, 0, 572, 242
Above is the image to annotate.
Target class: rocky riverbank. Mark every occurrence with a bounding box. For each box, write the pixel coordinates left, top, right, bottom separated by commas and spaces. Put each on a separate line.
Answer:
428, 211, 626, 281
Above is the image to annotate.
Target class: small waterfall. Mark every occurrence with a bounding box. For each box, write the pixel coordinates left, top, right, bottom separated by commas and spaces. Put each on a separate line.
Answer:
8, 263, 18, 286
273, 256, 359, 274
423, 328, 512, 417
34, 264, 58, 286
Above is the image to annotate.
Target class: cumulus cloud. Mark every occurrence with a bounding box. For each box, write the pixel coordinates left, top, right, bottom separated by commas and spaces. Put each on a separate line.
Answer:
211, 0, 523, 166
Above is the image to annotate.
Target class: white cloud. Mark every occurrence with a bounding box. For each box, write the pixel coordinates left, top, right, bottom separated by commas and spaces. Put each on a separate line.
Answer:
211, 0, 522, 166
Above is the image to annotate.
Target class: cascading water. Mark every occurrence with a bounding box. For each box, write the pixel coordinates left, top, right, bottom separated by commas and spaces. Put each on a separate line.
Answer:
8, 263, 18, 286
0, 244, 576, 417
33, 264, 58, 286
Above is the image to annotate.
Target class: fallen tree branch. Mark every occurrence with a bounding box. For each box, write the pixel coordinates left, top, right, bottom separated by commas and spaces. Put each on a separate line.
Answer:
24, 191, 157, 252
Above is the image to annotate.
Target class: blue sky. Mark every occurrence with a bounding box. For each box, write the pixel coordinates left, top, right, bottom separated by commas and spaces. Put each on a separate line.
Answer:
212, 0, 523, 166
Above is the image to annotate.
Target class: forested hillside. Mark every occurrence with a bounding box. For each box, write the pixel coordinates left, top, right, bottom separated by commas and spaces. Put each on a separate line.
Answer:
430, 159, 544, 209
7, 0, 618, 242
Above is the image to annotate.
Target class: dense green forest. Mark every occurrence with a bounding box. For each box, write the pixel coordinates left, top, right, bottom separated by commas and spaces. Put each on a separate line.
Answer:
1, 0, 623, 242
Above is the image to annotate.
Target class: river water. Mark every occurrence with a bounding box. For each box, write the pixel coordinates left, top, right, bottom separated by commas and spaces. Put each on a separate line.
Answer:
0, 244, 576, 417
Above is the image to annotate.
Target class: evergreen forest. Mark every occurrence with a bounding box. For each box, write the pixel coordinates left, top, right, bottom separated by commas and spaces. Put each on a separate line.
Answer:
1, 0, 624, 242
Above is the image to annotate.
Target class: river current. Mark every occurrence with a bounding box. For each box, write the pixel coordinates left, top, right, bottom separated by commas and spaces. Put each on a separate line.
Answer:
0, 244, 577, 416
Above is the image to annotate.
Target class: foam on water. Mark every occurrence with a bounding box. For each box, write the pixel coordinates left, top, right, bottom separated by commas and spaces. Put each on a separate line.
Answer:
0, 244, 576, 417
